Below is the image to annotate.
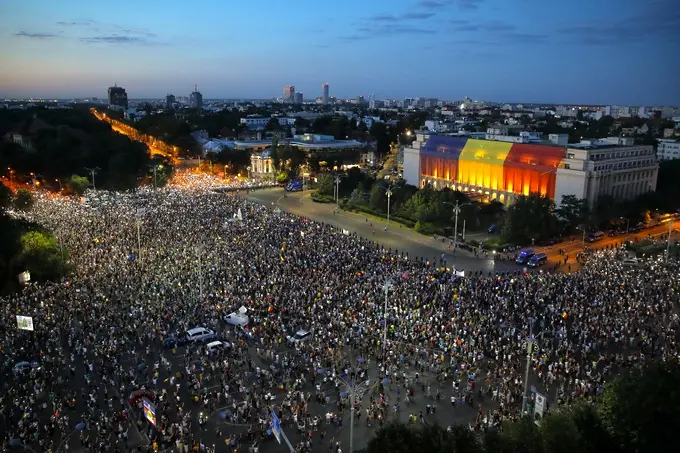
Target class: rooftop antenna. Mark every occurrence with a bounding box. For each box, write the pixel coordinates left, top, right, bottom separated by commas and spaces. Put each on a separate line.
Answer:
194, 84, 198, 93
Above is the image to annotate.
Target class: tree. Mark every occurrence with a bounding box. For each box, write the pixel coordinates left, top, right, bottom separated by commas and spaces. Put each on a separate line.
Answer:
265, 118, 280, 131
369, 182, 387, 211
555, 195, 589, 233
19, 230, 66, 281
502, 193, 558, 244
597, 362, 680, 453
540, 410, 584, 453
316, 173, 334, 196
14, 189, 34, 211
362, 421, 481, 453
68, 175, 90, 195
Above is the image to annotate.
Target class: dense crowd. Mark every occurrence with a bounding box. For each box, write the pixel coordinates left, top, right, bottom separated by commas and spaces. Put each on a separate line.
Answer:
1, 183, 679, 453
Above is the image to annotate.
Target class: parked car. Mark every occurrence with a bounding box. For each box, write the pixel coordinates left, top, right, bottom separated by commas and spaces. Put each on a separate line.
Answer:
185, 327, 216, 343
13, 361, 40, 375
287, 329, 312, 343
128, 389, 155, 407
488, 224, 497, 234
162, 336, 187, 348
205, 340, 229, 355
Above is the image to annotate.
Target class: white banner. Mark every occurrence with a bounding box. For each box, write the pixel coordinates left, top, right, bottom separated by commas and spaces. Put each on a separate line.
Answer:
455, 270, 465, 277
16, 315, 34, 331
17, 270, 31, 284
342, 229, 350, 236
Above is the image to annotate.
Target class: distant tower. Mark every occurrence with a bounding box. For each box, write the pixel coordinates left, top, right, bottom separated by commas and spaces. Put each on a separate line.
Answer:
284, 85, 295, 103
322, 83, 329, 105
166, 93, 176, 110
107, 84, 128, 109
190, 85, 203, 110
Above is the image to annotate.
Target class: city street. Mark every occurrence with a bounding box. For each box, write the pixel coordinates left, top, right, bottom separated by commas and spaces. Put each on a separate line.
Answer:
242, 188, 679, 274
240, 188, 517, 275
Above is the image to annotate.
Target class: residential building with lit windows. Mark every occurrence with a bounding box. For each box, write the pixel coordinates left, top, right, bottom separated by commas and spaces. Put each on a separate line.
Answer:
403, 133, 658, 208
657, 139, 680, 160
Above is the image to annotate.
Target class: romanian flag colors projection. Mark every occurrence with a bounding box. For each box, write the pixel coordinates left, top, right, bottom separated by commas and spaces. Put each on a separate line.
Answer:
419, 136, 565, 199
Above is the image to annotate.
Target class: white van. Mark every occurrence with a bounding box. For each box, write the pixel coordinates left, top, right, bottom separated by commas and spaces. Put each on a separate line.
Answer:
205, 341, 227, 355
185, 327, 216, 343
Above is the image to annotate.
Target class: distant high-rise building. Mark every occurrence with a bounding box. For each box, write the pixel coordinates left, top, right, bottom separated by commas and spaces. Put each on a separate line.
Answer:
166, 94, 176, 110
107, 84, 128, 109
356, 95, 365, 105
294, 92, 303, 104
368, 94, 376, 109
190, 85, 203, 109
284, 85, 295, 103
322, 83, 329, 105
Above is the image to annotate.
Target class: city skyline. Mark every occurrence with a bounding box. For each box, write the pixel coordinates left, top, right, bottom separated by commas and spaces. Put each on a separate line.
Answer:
1, 0, 678, 105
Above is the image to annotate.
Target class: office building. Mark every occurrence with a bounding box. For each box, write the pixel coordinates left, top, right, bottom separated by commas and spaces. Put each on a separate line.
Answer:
190, 85, 203, 109
107, 84, 128, 109
657, 139, 680, 160
322, 83, 329, 105
368, 94, 376, 109
166, 94, 176, 110
403, 134, 658, 208
356, 95, 365, 105
284, 85, 295, 103
294, 92, 303, 104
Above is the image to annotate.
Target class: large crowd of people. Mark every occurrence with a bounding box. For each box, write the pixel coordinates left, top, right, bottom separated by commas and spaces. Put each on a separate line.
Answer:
1, 181, 679, 453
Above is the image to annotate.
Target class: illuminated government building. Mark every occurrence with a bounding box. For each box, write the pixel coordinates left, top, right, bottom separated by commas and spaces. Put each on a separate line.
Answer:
403, 132, 659, 208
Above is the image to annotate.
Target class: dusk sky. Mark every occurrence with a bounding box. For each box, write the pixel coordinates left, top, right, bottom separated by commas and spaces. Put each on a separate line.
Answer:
1, 0, 678, 105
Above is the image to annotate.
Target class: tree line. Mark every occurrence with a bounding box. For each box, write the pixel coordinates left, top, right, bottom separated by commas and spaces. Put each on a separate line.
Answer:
0, 106, 168, 191
0, 183, 66, 294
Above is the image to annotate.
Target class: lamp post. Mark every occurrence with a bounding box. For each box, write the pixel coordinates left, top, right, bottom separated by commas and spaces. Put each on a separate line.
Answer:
382, 280, 393, 352
334, 174, 343, 209
247, 165, 251, 180
55, 422, 86, 453
55, 179, 62, 191
666, 220, 675, 260
85, 167, 99, 190
621, 216, 629, 234
520, 319, 548, 417
135, 209, 144, 264
196, 246, 204, 301
576, 226, 586, 250
444, 200, 478, 251
334, 344, 372, 453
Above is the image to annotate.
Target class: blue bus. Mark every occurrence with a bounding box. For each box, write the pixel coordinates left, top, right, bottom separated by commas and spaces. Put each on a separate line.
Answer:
515, 250, 536, 265
285, 180, 303, 192
527, 253, 548, 268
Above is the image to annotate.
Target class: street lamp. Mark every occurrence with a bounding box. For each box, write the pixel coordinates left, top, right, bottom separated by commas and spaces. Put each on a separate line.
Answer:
576, 225, 586, 250
666, 220, 675, 260
521, 319, 547, 417
620, 216, 629, 234
55, 422, 86, 453
382, 280, 393, 352
333, 344, 372, 453
444, 200, 478, 251
376, 185, 393, 228
55, 179, 62, 191
333, 173, 346, 209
